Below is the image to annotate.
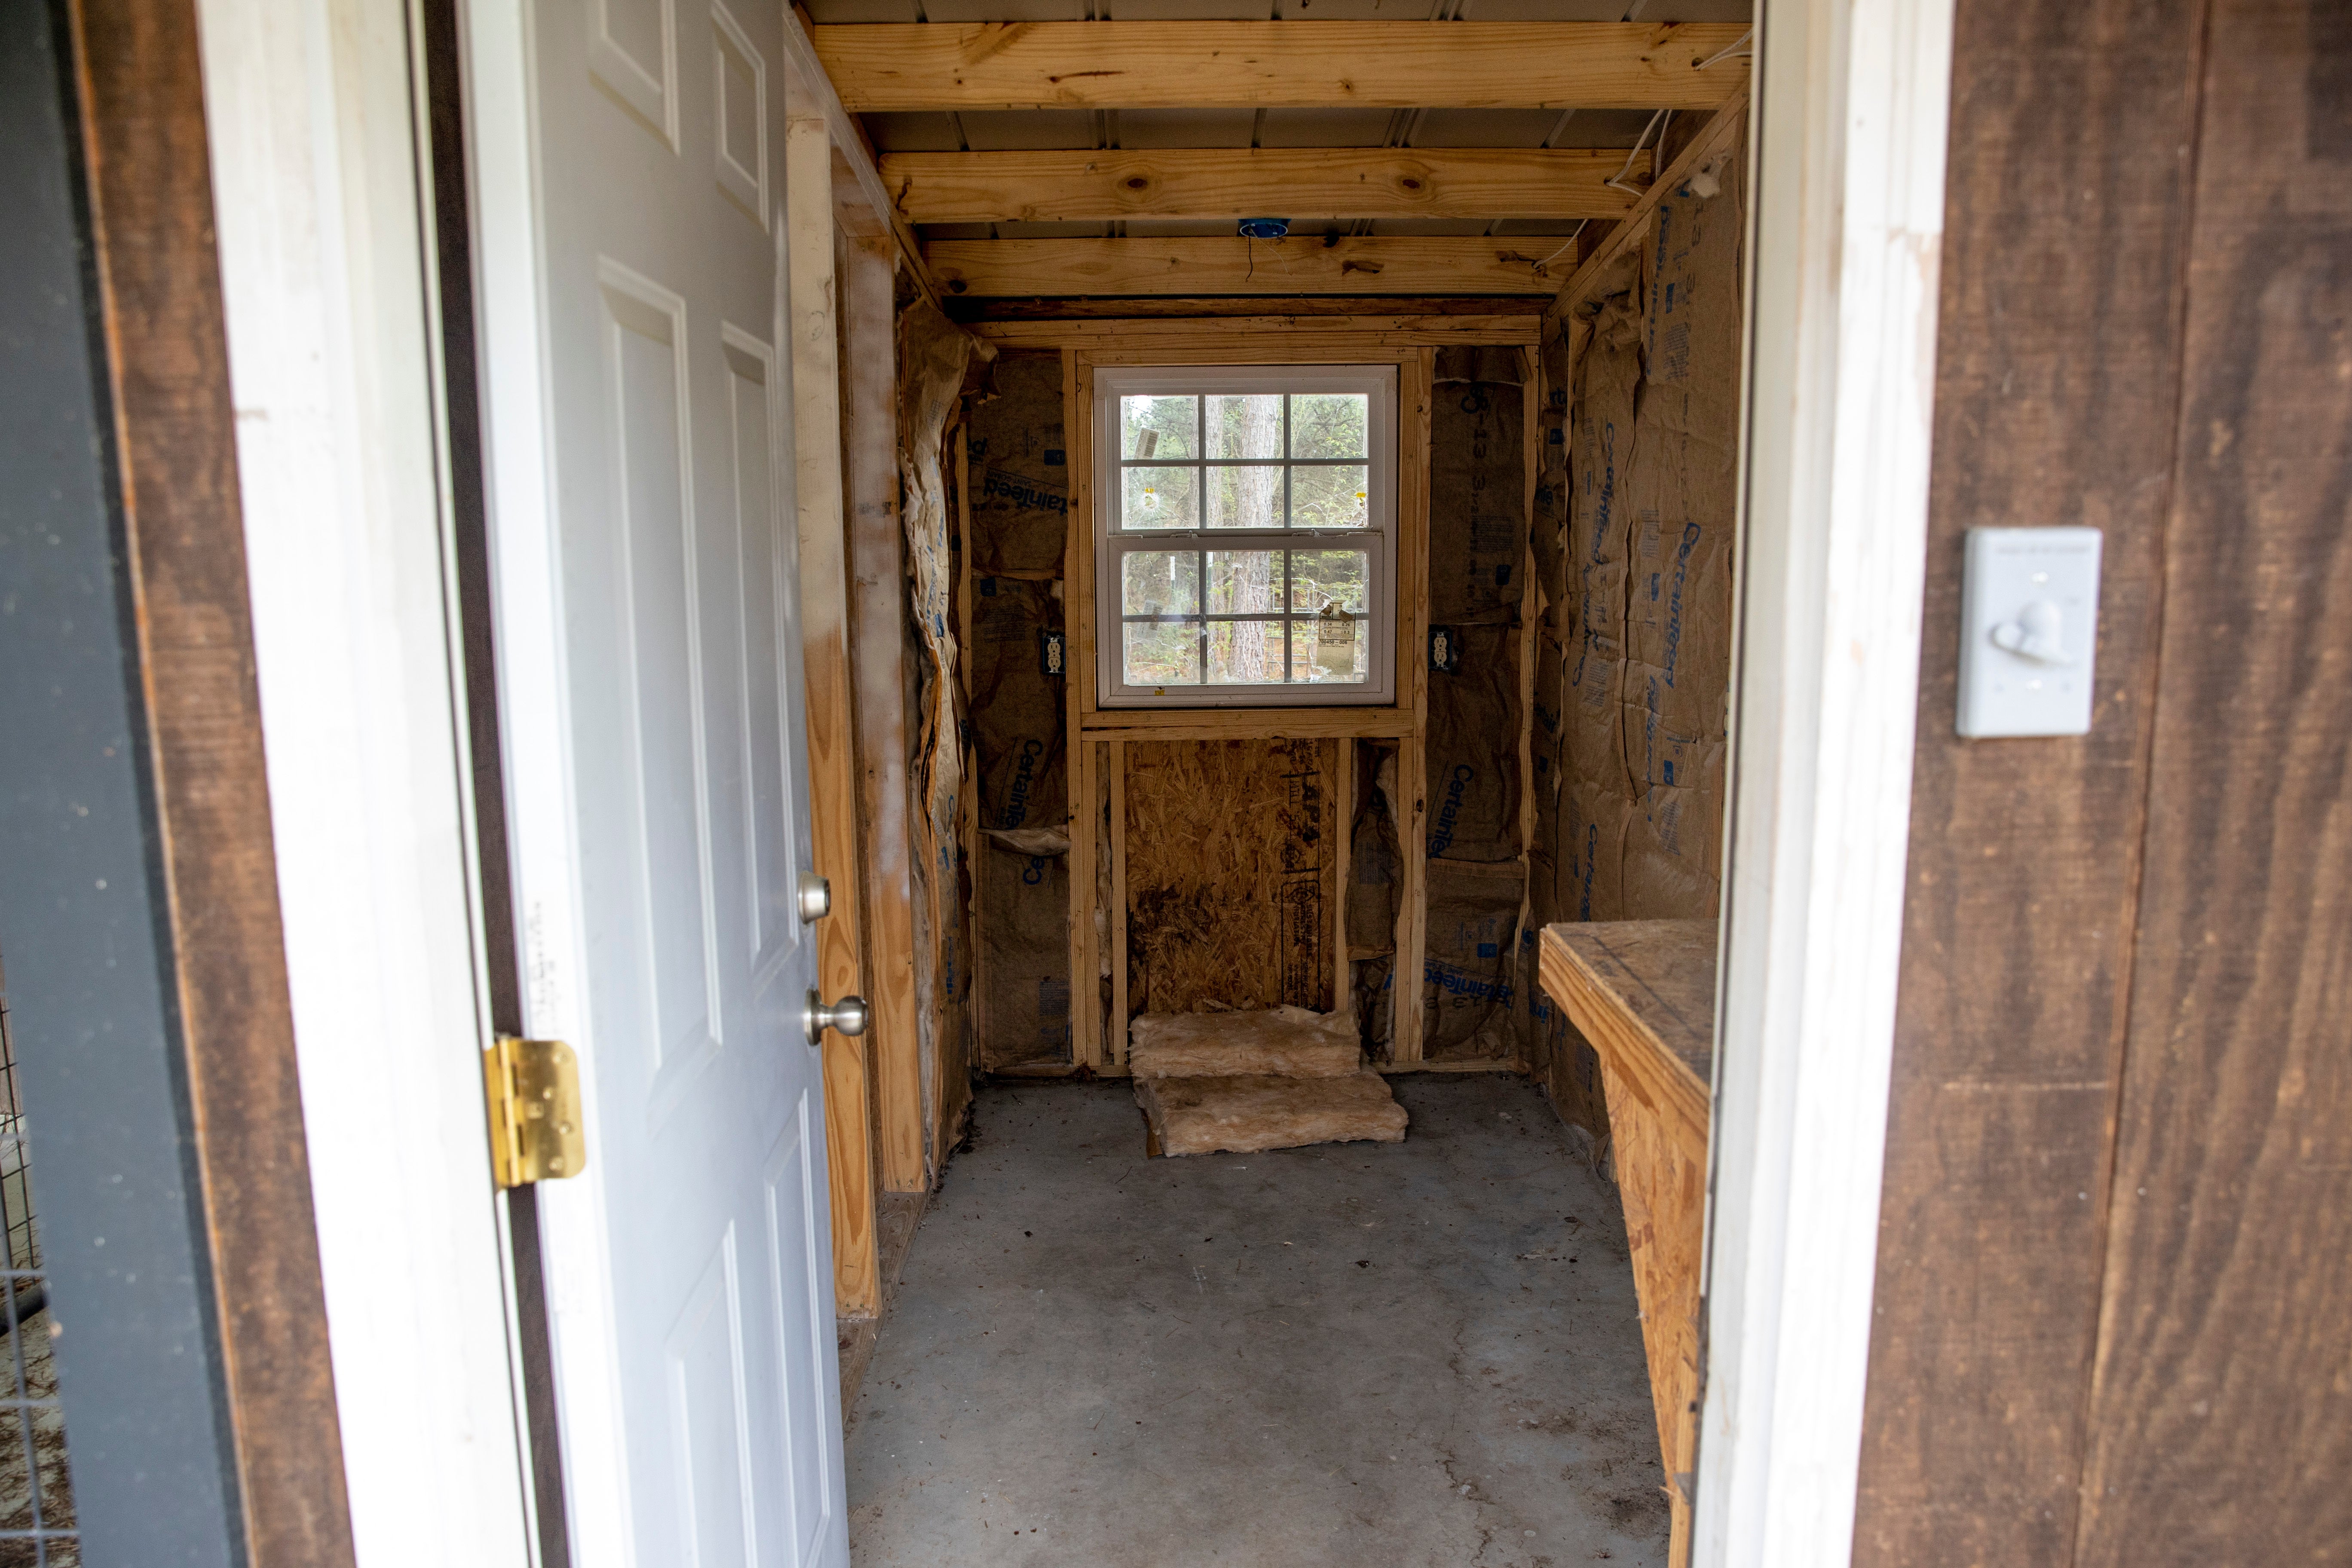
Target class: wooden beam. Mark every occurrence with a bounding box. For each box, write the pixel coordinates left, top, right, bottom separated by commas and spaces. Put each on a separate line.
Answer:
783, 6, 939, 305
839, 233, 926, 1195
1547, 94, 1748, 323
787, 92, 879, 1320
929, 237, 1562, 298
961, 295, 1540, 320
1395, 349, 1434, 1065
1063, 350, 1098, 1070
816, 22, 1752, 112
972, 315, 1540, 349
880, 147, 1647, 224
1333, 735, 1354, 1019
1109, 739, 1128, 1068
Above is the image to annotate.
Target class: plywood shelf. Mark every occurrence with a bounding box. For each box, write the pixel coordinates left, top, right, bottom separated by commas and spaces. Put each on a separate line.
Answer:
1537, 920, 1714, 1161
1537, 919, 1716, 1568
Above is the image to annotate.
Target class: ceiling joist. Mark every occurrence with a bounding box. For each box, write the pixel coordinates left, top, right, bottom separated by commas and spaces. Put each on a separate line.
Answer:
816, 22, 1752, 113
880, 147, 1649, 225
925, 236, 1566, 298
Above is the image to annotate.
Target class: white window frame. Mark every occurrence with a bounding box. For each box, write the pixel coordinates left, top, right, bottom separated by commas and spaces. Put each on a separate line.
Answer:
1092, 364, 1398, 708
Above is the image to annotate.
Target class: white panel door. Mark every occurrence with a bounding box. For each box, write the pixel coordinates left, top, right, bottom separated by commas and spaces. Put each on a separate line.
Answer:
465, 0, 848, 1564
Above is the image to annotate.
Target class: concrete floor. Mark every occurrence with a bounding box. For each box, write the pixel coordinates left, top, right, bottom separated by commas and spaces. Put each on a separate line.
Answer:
845, 1075, 1670, 1567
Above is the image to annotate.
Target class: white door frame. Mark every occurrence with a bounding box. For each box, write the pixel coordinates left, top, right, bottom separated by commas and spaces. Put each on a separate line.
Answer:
198, 0, 1959, 1556
1698, 0, 1958, 1563
195, 0, 541, 1562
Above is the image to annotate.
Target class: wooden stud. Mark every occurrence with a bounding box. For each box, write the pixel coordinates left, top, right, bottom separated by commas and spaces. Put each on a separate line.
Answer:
838, 232, 927, 1194
816, 22, 1753, 113
1395, 348, 1435, 1066
1078, 708, 1413, 740
1333, 733, 1354, 1019
953, 421, 980, 1094
928, 238, 1564, 300
1518, 348, 1542, 1067
787, 91, 878, 1319
1109, 739, 1129, 1066
880, 147, 1648, 225
1547, 94, 1749, 325
1063, 349, 1097, 1069
781, 8, 940, 307
966, 296, 1542, 322
971, 316, 1542, 350
1073, 337, 1510, 369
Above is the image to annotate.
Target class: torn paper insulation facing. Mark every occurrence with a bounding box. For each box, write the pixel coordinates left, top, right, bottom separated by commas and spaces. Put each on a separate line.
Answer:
1129, 1006, 1363, 1080
1124, 738, 1339, 1018
1519, 126, 1746, 1155
965, 346, 1074, 1071
1347, 741, 1402, 1060
897, 298, 987, 1165
1424, 347, 1532, 1060
966, 350, 1068, 579
978, 833, 1071, 1069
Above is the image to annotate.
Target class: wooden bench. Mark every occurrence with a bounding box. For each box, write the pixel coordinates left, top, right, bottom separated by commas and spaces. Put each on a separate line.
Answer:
1537, 919, 1715, 1568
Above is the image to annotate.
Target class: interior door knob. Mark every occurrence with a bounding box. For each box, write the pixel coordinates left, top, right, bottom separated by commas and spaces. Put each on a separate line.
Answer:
796, 871, 831, 923
803, 992, 868, 1047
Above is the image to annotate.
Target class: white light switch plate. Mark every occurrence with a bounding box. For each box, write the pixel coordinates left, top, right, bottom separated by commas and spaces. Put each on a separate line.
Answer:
1957, 526, 2101, 738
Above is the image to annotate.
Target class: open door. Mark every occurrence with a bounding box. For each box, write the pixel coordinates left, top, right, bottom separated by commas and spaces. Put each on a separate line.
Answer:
464, 2, 851, 1563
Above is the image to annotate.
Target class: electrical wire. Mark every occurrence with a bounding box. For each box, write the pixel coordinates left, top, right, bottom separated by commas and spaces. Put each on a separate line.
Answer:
1527, 220, 1589, 276
1605, 109, 1669, 195
1697, 27, 1754, 69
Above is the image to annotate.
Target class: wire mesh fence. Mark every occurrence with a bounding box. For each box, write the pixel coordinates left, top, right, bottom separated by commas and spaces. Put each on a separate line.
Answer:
0, 958, 74, 1566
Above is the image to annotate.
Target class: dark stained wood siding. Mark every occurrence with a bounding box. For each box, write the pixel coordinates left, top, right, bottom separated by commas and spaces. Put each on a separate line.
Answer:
2070, 0, 2352, 1559
1853, 0, 2210, 1560
65, 0, 358, 1561
1861, 0, 2352, 1561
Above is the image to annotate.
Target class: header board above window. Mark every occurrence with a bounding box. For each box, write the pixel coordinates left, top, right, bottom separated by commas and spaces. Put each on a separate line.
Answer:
1093, 365, 1398, 707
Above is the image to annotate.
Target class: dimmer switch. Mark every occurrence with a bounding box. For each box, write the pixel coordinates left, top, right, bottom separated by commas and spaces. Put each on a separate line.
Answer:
1957, 527, 2101, 738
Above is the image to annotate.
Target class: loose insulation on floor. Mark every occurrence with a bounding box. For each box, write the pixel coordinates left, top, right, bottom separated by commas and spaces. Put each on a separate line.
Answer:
1130, 1006, 1406, 1156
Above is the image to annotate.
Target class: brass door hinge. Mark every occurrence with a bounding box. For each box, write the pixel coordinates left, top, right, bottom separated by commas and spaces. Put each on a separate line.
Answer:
484, 1035, 586, 1190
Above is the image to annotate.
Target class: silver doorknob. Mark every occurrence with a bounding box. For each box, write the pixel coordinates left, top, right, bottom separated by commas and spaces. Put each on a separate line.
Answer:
796, 871, 831, 923
803, 991, 868, 1046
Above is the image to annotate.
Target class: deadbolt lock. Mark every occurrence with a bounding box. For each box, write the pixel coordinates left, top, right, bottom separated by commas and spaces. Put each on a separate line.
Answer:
484, 1035, 587, 1190
804, 992, 869, 1047
796, 871, 832, 923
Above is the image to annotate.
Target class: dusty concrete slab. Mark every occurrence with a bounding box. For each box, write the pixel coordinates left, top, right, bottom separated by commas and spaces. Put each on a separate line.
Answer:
846, 1075, 1669, 1567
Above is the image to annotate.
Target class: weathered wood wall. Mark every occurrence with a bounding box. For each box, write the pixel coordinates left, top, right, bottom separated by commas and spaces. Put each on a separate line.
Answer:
1858, 0, 2352, 1560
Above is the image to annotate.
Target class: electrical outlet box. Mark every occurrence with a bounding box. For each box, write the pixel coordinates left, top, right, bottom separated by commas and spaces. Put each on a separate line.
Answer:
1957, 526, 2101, 738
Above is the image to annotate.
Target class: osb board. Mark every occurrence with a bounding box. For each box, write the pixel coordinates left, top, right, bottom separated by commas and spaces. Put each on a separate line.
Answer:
1124, 738, 1339, 1017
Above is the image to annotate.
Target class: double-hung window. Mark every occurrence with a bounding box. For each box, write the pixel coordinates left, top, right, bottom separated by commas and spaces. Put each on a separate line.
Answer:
1093, 365, 1397, 707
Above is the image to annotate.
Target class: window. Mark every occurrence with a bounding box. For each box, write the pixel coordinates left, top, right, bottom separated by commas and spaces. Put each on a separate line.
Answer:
1093, 365, 1397, 707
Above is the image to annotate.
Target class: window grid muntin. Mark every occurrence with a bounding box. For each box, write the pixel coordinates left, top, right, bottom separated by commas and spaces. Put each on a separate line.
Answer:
1111, 532, 1379, 690
1114, 392, 1367, 686
1099, 367, 1395, 706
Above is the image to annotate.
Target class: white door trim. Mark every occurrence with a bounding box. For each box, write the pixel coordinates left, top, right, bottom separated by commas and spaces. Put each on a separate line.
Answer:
1698, 0, 1957, 1563
193, 0, 538, 1561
